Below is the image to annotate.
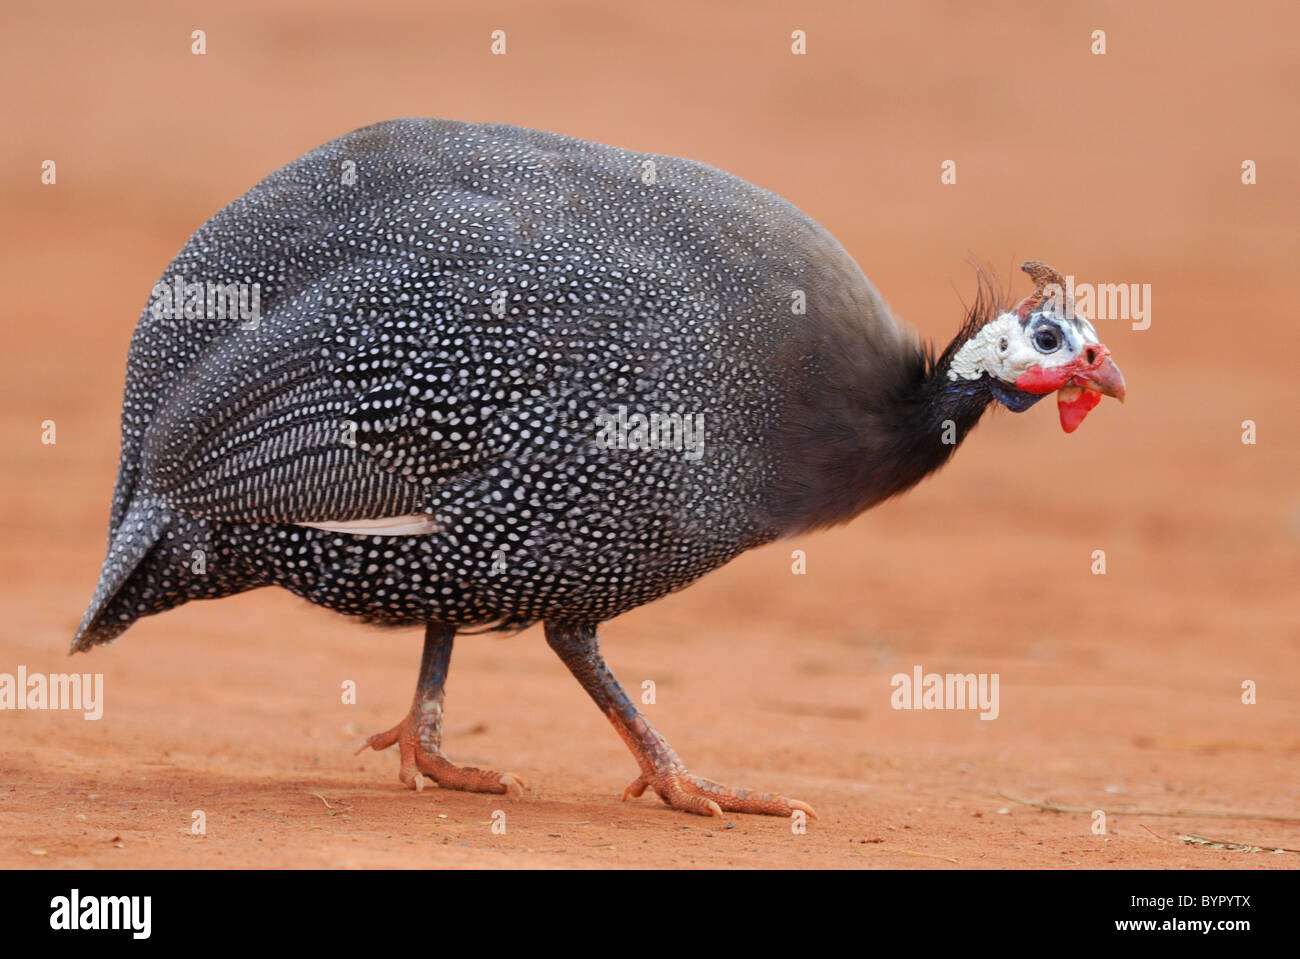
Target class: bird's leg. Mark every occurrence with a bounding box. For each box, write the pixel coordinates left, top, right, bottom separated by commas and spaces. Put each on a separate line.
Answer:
543, 621, 815, 819
357, 622, 522, 796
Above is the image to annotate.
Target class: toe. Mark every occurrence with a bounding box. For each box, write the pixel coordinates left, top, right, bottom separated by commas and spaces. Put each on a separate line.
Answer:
356, 725, 401, 755
788, 798, 818, 819
627, 769, 813, 819
621, 775, 650, 802
665, 781, 724, 817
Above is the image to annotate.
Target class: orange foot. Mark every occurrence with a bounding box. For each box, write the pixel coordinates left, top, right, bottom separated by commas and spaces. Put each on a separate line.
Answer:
357, 713, 523, 796
623, 767, 817, 819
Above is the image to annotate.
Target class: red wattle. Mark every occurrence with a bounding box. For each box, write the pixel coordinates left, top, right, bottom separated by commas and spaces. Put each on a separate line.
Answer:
1058, 388, 1102, 433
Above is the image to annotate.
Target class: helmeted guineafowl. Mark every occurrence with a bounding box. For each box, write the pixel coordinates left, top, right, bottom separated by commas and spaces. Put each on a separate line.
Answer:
75, 118, 1125, 818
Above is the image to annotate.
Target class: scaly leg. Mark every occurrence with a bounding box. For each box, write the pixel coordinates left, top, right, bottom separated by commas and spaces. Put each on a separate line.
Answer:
358, 622, 522, 796
544, 621, 815, 819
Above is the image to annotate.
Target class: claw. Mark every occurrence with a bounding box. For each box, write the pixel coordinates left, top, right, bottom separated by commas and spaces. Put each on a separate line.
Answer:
789, 798, 818, 820
355, 728, 399, 755
622, 770, 811, 819
621, 775, 647, 802
359, 714, 520, 797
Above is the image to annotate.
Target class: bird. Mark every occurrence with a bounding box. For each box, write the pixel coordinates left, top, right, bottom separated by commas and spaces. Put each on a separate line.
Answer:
75, 118, 1125, 819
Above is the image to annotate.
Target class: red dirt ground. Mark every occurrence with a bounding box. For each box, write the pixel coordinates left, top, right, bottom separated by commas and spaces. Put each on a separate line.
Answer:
1, 0, 1297, 869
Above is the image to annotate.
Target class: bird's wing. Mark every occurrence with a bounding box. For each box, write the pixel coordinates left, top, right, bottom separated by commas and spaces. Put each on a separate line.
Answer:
125, 121, 573, 529
137, 264, 564, 527
123, 117, 825, 530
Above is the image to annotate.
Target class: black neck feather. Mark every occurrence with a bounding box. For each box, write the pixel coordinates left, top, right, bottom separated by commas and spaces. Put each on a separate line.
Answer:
766, 275, 1005, 535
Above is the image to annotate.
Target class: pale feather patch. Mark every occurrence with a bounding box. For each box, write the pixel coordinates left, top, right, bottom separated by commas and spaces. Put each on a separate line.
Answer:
948, 310, 1100, 384
948, 313, 1031, 382
295, 514, 439, 536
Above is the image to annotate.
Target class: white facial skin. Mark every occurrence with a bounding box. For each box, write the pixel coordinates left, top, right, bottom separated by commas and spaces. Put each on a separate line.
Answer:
947, 309, 1101, 386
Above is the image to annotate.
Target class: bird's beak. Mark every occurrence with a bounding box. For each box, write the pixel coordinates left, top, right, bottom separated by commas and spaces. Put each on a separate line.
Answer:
1056, 346, 1126, 433
1077, 352, 1126, 401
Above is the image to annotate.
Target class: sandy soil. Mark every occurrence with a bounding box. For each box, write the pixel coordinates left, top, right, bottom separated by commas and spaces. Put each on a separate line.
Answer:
1, 0, 1297, 869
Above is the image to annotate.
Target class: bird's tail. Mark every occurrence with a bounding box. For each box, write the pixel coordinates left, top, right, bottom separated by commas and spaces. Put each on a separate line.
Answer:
72, 493, 170, 652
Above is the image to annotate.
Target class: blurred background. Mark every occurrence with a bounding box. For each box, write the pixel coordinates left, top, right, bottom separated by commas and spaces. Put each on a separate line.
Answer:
1, 0, 1296, 867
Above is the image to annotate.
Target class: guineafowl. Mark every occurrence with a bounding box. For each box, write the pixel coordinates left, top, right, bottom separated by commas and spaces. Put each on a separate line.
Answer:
75, 118, 1125, 818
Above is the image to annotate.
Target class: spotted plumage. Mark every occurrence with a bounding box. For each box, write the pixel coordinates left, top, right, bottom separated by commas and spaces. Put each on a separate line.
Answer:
75, 118, 1124, 818
75, 118, 900, 647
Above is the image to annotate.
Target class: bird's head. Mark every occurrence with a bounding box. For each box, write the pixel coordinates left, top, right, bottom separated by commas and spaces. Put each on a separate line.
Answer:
948, 261, 1127, 432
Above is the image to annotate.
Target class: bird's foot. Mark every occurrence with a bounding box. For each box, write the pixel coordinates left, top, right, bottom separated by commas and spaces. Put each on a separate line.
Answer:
622, 766, 816, 819
357, 714, 523, 796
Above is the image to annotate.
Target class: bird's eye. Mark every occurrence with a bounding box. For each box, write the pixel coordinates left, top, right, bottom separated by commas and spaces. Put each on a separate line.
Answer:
1033, 329, 1060, 352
